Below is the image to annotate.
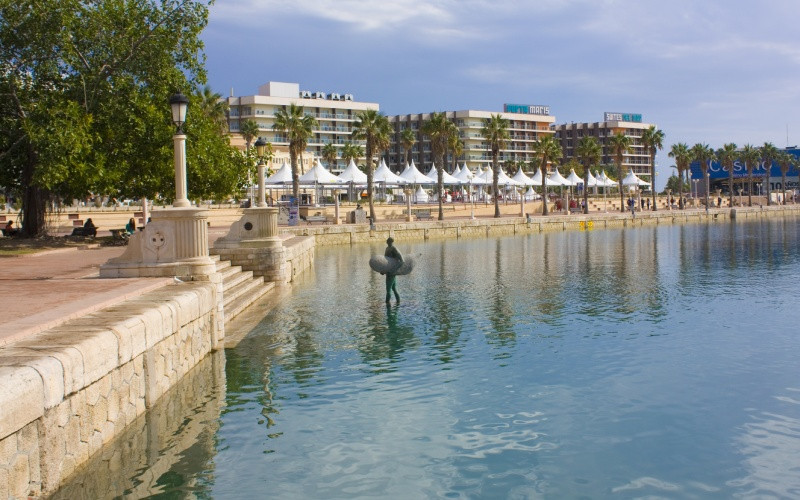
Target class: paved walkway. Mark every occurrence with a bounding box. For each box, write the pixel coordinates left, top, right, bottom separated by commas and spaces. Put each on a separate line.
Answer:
0, 245, 171, 347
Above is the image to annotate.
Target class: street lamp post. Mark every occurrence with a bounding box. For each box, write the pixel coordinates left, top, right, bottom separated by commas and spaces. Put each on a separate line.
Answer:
705, 172, 710, 214
169, 93, 190, 208
254, 138, 268, 208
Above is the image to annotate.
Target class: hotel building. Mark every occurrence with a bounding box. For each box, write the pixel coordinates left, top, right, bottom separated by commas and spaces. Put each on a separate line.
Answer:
553, 113, 655, 181
388, 105, 556, 173
225, 82, 379, 171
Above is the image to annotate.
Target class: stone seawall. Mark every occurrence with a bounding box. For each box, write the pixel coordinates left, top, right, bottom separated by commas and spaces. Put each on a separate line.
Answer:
0, 281, 222, 498
286, 206, 800, 246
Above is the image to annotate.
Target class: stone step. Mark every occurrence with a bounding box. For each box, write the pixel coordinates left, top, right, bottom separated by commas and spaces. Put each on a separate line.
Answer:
225, 281, 276, 321
215, 259, 231, 272
223, 274, 264, 306
222, 268, 253, 294
218, 263, 242, 282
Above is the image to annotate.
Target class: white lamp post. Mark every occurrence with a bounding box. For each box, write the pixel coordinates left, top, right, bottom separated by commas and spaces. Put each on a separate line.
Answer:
169, 93, 190, 208
255, 138, 268, 208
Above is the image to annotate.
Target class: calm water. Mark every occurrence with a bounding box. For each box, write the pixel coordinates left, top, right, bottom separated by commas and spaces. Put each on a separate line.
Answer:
56, 217, 800, 499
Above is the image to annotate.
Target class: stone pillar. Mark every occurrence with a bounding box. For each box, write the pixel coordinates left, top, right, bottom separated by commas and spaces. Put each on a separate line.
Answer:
173, 134, 190, 208
257, 162, 267, 208
100, 207, 216, 278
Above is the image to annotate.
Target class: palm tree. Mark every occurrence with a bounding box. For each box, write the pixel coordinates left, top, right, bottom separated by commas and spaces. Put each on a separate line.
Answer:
759, 142, 779, 205
400, 128, 416, 168
198, 85, 228, 133
576, 137, 602, 214
609, 132, 632, 212
341, 142, 364, 166
741, 144, 759, 207
273, 103, 317, 200
422, 112, 455, 220
642, 125, 665, 211
353, 109, 391, 222
481, 114, 510, 218
777, 152, 795, 205
533, 135, 562, 216
448, 126, 464, 174
668, 142, 691, 208
716, 143, 738, 208
691, 143, 716, 209
321, 143, 338, 170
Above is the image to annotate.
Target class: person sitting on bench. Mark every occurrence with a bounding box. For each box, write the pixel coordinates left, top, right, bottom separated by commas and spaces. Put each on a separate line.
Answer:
82, 218, 97, 237
3, 220, 19, 236
125, 218, 136, 234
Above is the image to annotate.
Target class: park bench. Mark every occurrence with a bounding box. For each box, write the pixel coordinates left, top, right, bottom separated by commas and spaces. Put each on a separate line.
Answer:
69, 226, 97, 238
301, 214, 330, 225
108, 228, 129, 245
413, 209, 432, 221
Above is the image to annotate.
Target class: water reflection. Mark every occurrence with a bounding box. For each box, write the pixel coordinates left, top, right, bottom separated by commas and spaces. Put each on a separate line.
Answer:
53, 216, 800, 498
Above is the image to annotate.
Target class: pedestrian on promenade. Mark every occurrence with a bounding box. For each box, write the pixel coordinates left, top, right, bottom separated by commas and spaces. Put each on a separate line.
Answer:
383, 237, 402, 304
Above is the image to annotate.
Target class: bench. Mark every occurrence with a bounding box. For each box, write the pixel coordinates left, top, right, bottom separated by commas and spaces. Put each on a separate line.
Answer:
108, 228, 129, 245
69, 227, 97, 237
301, 215, 329, 225
413, 209, 432, 221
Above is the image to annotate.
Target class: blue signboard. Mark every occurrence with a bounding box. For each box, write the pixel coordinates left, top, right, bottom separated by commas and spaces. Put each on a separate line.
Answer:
689, 147, 800, 180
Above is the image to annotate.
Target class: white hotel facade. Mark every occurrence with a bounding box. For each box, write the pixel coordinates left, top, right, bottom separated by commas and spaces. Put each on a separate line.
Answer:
387, 106, 556, 173
226, 82, 378, 171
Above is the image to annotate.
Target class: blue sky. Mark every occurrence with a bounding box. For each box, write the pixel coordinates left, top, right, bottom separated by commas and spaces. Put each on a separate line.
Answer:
202, 0, 800, 189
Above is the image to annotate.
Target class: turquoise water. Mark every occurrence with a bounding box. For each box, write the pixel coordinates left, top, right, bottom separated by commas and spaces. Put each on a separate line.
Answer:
58, 217, 800, 498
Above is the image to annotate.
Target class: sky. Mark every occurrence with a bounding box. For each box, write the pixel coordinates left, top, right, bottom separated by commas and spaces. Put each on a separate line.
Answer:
202, 0, 800, 190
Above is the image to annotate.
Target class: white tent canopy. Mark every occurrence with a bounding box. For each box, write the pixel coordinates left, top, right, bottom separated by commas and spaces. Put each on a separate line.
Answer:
480, 167, 521, 186
413, 186, 429, 203
424, 164, 461, 185
565, 169, 584, 186
300, 159, 343, 184
597, 170, 617, 187
265, 161, 293, 184
400, 160, 435, 184
547, 168, 569, 186
586, 169, 598, 187
530, 168, 560, 187
622, 170, 651, 186
373, 159, 407, 185
511, 168, 535, 186
337, 159, 368, 184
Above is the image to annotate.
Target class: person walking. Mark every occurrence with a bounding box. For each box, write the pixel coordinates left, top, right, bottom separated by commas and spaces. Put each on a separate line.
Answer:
383, 237, 402, 304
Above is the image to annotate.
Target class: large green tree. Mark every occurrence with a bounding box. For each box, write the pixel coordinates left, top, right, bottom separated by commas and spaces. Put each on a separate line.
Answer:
481, 114, 510, 218
716, 143, 738, 208
576, 136, 602, 214
421, 111, 455, 220
0, 0, 223, 237
668, 142, 691, 208
341, 142, 363, 166
353, 109, 390, 222
272, 103, 317, 200
608, 132, 631, 212
642, 125, 665, 211
321, 143, 338, 170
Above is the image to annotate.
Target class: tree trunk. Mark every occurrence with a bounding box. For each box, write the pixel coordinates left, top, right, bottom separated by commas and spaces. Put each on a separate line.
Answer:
290, 147, 299, 201
437, 161, 444, 221
493, 154, 500, 218
651, 154, 658, 211
21, 143, 47, 237
748, 170, 753, 207
366, 142, 376, 223
618, 161, 625, 212
678, 167, 684, 208
781, 170, 787, 205
583, 168, 589, 214
729, 167, 734, 208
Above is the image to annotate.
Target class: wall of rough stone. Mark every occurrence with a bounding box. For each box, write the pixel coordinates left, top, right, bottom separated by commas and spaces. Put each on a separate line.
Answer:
211, 235, 316, 285
0, 282, 221, 499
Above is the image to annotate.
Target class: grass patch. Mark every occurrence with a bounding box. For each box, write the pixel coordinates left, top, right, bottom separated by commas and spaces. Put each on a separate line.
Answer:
0, 236, 97, 257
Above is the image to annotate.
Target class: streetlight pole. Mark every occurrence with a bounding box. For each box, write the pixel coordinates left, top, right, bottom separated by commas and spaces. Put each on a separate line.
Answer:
705, 172, 710, 214
254, 138, 268, 208
169, 93, 190, 208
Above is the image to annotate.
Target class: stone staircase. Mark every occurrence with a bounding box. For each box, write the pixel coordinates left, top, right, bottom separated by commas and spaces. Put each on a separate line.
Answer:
211, 255, 275, 323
